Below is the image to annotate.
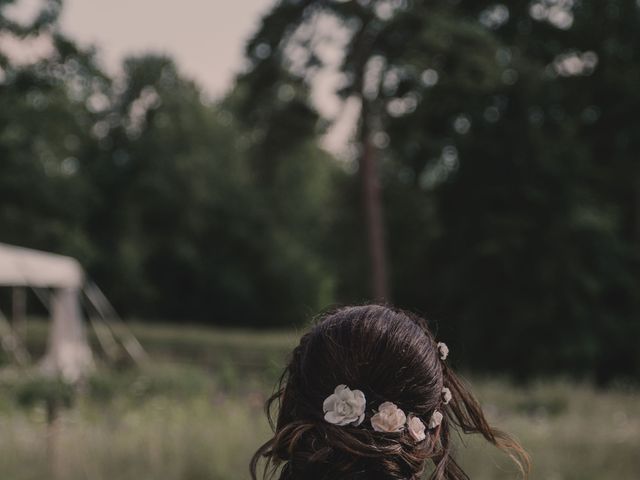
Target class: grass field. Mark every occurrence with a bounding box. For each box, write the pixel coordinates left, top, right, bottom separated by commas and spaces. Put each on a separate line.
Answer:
1, 321, 639, 480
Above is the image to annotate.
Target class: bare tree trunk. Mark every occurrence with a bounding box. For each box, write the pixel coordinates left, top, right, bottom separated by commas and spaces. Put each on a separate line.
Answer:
360, 106, 389, 301
635, 168, 640, 248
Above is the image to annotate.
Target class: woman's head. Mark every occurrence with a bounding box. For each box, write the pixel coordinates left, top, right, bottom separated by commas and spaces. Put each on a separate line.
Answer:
251, 304, 530, 480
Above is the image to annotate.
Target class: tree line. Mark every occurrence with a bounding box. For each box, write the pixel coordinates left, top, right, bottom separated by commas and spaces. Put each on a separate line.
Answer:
1, 0, 639, 381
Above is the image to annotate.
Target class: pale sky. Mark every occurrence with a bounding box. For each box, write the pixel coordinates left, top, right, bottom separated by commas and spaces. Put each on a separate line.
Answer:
59, 0, 275, 100
4, 0, 275, 99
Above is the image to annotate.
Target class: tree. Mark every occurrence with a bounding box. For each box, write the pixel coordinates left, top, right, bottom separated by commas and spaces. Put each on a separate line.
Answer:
1, 0, 339, 327
82, 54, 338, 325
241, 0, 503, 301
382, 1, 640, 381
243, 0, 640, 380
0, 0, 107, 261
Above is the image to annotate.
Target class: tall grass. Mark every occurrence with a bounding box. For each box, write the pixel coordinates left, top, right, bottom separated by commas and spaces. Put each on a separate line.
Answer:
0, 321, 638, 480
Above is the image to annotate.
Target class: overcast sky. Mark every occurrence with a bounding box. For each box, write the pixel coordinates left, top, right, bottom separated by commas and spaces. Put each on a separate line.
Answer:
2, 0, 274, 98
58, 0, 275, 99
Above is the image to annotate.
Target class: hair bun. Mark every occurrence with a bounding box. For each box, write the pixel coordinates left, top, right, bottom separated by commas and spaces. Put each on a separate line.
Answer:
272, 421, 429, 480
251, 305, 530, 480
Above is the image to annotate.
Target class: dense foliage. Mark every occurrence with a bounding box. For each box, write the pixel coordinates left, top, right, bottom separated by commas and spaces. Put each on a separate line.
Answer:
0, 0, 337, 326
1, 0, 638, 380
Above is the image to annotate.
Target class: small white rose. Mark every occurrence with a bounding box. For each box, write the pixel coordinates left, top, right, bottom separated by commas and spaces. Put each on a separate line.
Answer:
407, 415, 426, 442
437, 342, 449, 360
442, 387, 452, 405
428, 409, 443, 429
371, 401, 407, 433
323, 384, 366, 426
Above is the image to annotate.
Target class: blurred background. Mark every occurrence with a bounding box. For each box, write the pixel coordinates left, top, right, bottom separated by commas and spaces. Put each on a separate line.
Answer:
0, 0, 639, 479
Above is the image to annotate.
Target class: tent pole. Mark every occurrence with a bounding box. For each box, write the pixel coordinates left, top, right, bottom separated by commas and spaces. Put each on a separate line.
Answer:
31, 287, 51, 311
46, 397, 63, 480
12, 286, 26, 343
83, 282, 147, 365
0, 309, 30, 366
81, 293, 121, 363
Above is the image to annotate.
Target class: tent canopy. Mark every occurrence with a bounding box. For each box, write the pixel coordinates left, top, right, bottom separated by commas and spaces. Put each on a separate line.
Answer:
0, 243, 145, 381
0, 243, 84, 289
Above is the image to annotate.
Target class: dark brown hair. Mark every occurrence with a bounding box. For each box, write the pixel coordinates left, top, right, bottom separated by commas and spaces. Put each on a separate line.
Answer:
251, 304, 530, 480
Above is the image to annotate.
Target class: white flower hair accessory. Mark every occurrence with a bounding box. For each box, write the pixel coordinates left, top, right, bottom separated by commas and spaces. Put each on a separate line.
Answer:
371, 401, 406, 433
323, 384, 366, 426
407, 415, 426, 442
428, 410, 443, 429
437, 342, 449, 360
322, 385, 440, 443
442, 387, 452, 405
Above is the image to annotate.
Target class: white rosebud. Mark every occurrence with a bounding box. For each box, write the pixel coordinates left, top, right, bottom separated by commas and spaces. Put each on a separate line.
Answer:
371, 401, 407, 433
437, 342, 449, 360
428, 410, 443, 429
323, 385, 366, 426
407, 415, 426, 442
442, 387, 452, 405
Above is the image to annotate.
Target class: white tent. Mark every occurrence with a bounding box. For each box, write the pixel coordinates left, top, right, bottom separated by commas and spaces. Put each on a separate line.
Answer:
0, 243, 84, 289
0, 243, 144, 382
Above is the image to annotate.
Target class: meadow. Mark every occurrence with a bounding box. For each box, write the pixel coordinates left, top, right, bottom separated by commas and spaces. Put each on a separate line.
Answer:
0, 321, 638, 480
